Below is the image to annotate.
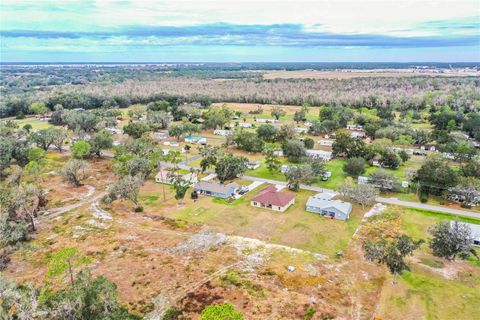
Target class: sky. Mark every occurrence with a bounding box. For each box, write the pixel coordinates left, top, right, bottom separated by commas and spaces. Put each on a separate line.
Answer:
1, 0, 479, 62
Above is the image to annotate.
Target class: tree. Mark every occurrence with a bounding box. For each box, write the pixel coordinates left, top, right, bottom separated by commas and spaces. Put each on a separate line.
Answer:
65, 111, 98, 132
47, 247, 83, 287
276, 124, 297, 141
127, 104, 146, 120
200, 303, 243, 320
170, 171, 195, 203
282, 139, 306, 163
303, 138, 314, 149
398, 150, 410, 162
308, 158, 327, 178
215, 154, 248, 183
61, 159, 88, 187
256, 124, 277, 142
293, 109, 306, 123
368, 169, 396, 190
31, 127, 57, 151
264, 148, 281, 173
363, 235, 423, 283
428, 220, 475, 261
123, 121, 150, 139
49, 104, 67, 125
462, 160, 480, 178
284, 165, 315, 191
28, 102, 49, 115
343, 157, 366, 177
89, 130, 113, 157
51, 128, 68, 152
416, 154, 458, 196
147, 100, 170, 112
233, 130, 264, 152
147, 110, 171, 130
203, 104, 233, 129
105, 175, 143, 210
308, 120, 326, 136
270, 106, 286, 120
168, 124, 186, 141
71, 141, 91, 159
341, 181, 379, 209
125, 157, 152, 179
22, 124, 32, 133
332, 130, 367, 158
447, 177, 480, 207
199, 147, 219, 173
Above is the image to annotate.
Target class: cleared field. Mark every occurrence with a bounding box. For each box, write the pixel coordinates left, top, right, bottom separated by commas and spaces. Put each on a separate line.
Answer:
10, 116, 54, 130
140, 182, 364, 257
263, 69, 479, 80
373, 207, 480, 320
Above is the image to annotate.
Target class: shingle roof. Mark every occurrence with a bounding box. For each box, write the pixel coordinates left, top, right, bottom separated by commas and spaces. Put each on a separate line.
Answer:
194, 181, 239, 194
251, 187, 295, 207
306, 193, 352, 215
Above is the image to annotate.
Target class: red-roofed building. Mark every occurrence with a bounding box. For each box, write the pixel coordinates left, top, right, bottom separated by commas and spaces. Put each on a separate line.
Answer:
250, 186, 295, 212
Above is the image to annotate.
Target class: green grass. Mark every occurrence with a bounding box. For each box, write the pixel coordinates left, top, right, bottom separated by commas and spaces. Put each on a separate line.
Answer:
13, 117, 54, 130
141, 184, 364, 257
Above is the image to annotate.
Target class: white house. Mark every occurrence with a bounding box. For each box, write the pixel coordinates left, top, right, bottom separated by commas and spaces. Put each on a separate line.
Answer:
273, 150, 284, 157
238, 122, 253, 128
306, 150, 333, 161
318, 140, 334, 147
106, 127, 122, 135
152, 132, 169, 140
294, 127, 309, 134
346, 124, 363, 131
350, 131, 366, 138
256, 118, 277, 123
213, 129, 231, 136
247, 160, 260, 170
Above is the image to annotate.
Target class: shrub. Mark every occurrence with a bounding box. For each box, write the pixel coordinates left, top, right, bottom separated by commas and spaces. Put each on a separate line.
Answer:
200, 303, 243, 320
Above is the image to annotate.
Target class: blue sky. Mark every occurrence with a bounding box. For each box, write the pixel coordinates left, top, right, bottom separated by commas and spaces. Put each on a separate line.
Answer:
1, 0, 479, 62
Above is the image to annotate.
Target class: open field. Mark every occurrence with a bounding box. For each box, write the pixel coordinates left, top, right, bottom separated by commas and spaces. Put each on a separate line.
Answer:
263, 69, 480, 80
369, 207, 480, 320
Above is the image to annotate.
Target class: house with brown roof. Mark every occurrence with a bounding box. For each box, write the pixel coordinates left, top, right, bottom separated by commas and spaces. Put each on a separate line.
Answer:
250, 186, 295, 212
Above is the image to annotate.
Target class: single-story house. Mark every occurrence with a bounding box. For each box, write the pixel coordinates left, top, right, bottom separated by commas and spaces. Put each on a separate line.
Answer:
350, 131, 366, 138
213, 129, 231, 136
106, 127, 122, 135
358, 176, 370, 185
194, 181, 239, 198
256, 118, 277, 123
413, 149, 427, 156
250, 186, 295, 212
420, 145, 436, 151
273, 150, 284, 157
324, 133, 336, 139
306, 149, 333, 161
247, 160, 260, 170
238, 122, 253, 128
452, 222, 480, 246
185, 135, 207, 145
294, 127, 309, 134
306, 193, 352, 221
152, 132, 169, 140
155, 169, 198, 185
318, 140, 334, 146
346, 124, 363, 131
112, 141, 122, 147
73, 108, 85, 112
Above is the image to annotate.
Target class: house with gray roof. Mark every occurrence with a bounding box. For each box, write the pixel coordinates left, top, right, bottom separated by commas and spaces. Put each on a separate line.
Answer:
306, 193, 352, 221
193, 181, 239, 198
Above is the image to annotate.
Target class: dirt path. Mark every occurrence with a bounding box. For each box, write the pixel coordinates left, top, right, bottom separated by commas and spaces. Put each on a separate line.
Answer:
40, 185, 106, 221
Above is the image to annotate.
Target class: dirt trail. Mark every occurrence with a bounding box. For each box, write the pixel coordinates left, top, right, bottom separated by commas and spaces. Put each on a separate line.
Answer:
40, 185, 105, 220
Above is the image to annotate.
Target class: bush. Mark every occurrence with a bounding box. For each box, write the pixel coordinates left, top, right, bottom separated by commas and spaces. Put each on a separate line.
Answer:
134, 205, 144, 212
419, 191, 429, 203
200, 303, 243, 320
16, 111, 25, 119
162, 306, 181, 320
303, 138, 315, 149
304, 307, 316, 320
343, 157, 366, 177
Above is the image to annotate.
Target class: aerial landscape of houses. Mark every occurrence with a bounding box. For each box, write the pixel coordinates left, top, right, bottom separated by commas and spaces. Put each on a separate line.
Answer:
0, 1, 479, 319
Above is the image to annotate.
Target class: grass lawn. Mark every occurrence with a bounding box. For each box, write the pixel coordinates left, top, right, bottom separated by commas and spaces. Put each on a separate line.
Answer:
13, 117, 53, 130
375, 207, 480, 320
140, 183, 365, 257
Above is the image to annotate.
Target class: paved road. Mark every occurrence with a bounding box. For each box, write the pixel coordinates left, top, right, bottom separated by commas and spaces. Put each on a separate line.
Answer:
376, 197, 480, 218
161, 160, 480, 218
179, 154, 203, 165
